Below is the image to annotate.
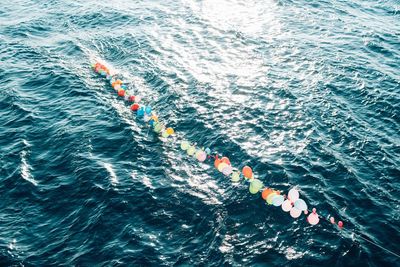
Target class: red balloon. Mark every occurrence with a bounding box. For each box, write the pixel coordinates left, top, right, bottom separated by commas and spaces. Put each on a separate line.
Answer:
214, 159, 222, 169
131, 104, 139, 111
338, 221, 343, 228
118, 89, 125, 97
129, 95, 135, 102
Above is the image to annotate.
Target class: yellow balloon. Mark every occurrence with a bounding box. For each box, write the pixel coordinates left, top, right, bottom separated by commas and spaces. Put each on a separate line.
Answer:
166, 127, 174, 135
231, 172, 240, 182
217, 162, 228, 172
267, 192, 278, 205
152, 115, 159, 121
187, 146, 196, 156
162, 131, 169, 138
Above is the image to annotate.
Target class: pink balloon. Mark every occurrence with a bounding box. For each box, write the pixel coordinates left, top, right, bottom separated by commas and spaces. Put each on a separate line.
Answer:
330, 217, 335, 224
288, 188, 299, 202
196, 151, 207, 162
281, 200, 292, 212
222, 165, 233, 176
290, 207, 302, 218
307, 209, 320, 225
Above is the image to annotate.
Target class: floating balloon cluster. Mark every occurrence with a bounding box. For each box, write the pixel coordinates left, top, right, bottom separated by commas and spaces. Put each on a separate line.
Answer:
92, 61, 344, 228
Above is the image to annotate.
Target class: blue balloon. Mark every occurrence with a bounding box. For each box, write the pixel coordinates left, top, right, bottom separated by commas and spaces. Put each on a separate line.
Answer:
149, 119, 155, 127
205, 148, 211, 155
137, 107, 145, 117
145, 106, 152, 114
121, 84, 127, 90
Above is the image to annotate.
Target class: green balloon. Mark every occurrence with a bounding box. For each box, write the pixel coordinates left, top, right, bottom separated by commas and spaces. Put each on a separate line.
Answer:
162, 131, 169, 138
187, 146, 196, 156
250, 179, 263, 191
154, 124, 163, 133
180, 141, 190, 150
231, 172, 240, 183
249, 184, 259, 194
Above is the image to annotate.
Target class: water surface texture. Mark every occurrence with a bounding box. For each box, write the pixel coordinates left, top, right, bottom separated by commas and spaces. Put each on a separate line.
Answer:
1, 0, 400, 266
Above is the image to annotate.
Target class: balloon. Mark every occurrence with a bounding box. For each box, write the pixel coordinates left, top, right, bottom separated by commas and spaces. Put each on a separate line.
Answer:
222, 165, 233, 176
250, 179, 263, 191
307, 208, 319, 225
338, 221, 343, 229
118, 89, 125, 97
231, 171, 240, 183
288, 188, 299, 202
162, 131, 169, 138
145, 106, 152, 114
290, 207, 302, 218
137, 107, 145, 117
124, 94, 130, 101
166, 127, 174, 135
187, 146, 196, 156
221, 157, 231, 165
131, 104, 139, 111
267, 192, 278, 205
121, 84, 127, 90
217, 162, 229, 172
294, 199, 307, 211
143, 115, 151, 122
129, 96, 135, 102
272, 195, 285, 206
196, 150, 207, 162
180, 141, 190, 150
214, 158, 222, 169
262, 188, 273, 200
330, 217, 335, 224
135, 96, 142, 103
205, 148, 211, 155
153, 123, 163, 133
242, 166, 253, 179
149, 119, 155, 127
281, 200, 292, 212
114, 84, 121, 90
249, 184, 259, 194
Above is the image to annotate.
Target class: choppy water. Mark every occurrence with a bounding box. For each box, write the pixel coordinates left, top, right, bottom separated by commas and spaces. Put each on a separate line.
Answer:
1, 0, 400, 266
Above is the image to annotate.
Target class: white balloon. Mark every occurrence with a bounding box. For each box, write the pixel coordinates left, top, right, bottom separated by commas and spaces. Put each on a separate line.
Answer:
290, 207, 302, 218
288, 188, 299, 202
307, 213, 320, 225
294, 199, 308, 211
281, 200, 292, 212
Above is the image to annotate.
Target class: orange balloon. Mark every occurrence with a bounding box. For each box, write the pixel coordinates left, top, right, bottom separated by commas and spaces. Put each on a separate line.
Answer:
262, 188, 273, 200
221, 157, 231, 165
242, 166, 253, 178
214, 159, 222, 169
115, 79, 123, 85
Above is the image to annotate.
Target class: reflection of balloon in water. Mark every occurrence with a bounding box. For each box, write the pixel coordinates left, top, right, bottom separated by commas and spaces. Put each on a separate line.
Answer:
281, 200, 292, 212
187, 146, 196, 156
290, 207, 302, 218
222, 165, 233, 176
231, 172, 240, 182
180, 141, 190, 150
267, 192, 278, 205
196, 150, 207, 162
307, 208, 320, 225
288, 188, 299, 202
250, 179, 263, 191
294, 199, 308, 211
272, 195, 285, 206
262, 188, 273, 200
166, 127, 174, 135
242, 166, 253, 179
221, 157, 231, 165
217, 162, 228, 172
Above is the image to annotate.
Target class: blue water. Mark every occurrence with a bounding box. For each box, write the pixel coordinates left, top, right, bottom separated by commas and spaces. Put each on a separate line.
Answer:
1, 0, 399, 266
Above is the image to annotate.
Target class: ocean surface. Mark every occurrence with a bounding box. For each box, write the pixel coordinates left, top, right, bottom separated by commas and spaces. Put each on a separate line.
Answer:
1, 0, 399, 266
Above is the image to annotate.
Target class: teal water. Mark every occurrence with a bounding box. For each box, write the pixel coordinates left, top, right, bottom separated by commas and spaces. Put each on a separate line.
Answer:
0, 0, 399, 266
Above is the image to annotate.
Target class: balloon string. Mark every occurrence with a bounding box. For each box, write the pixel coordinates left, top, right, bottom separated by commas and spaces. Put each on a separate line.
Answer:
354, 232, 400, 258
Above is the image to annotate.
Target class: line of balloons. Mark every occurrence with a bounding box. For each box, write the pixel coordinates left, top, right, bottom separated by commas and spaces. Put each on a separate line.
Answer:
92, 61, 343, 229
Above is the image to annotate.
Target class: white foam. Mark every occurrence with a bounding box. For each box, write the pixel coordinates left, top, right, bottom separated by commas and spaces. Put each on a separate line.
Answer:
103, 162, 118, 185
20, 149, 38, 186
